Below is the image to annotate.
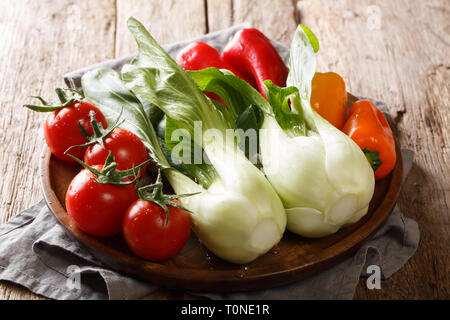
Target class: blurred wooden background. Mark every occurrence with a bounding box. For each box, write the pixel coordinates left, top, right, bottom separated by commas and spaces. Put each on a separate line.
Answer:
0, 0, 448, 299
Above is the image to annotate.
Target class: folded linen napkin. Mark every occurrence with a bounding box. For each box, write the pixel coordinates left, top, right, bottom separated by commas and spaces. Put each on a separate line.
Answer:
0, 23, 419, 300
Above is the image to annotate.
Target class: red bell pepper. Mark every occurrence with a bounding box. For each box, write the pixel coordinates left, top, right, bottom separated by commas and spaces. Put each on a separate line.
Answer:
222, 28, 288, 97
176, 41, 243, 76
176, 41, 244, 106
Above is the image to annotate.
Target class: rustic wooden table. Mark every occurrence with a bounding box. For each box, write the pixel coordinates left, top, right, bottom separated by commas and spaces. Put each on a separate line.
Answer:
0, 0, 448, 300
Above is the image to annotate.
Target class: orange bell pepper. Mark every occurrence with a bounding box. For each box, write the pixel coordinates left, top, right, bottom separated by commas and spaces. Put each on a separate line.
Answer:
310, 72, 348, 130
342, 99, 396, 180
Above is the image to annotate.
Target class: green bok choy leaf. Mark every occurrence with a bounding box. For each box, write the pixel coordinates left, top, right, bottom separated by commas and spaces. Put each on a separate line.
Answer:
81, 67, 169, 169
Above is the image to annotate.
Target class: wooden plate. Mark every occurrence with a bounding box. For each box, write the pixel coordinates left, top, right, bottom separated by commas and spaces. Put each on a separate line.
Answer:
40, 94, 403, 292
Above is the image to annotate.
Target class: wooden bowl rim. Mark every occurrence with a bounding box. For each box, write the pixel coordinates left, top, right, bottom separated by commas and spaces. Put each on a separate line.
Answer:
40, 97, 404, 292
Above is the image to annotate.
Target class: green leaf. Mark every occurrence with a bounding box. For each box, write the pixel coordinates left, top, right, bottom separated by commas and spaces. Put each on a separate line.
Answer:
142, 97, 164, 128
187, 67, 269, 121
81, 67, 170, 169
154, 111, 217, 188
235, 105, 262, 132
234, 105, 262, 164
363, 148, 383, 172
286, 24, 320, 132
164, 116, 217, 188
300, 24, 319, 53
187, 68, 273, 162
122, 17, 228, 138
263, 80, 307, 136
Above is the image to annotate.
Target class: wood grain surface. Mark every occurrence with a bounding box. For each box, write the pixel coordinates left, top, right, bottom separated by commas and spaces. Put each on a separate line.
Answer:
0, 0, 448, 299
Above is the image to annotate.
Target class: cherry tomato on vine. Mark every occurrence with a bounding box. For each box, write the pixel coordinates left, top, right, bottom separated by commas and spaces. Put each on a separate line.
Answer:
45, 102, 108, 162
65, 164, 138, 237
123, 199, 191, 261
84, 128, 149, 175
24, 89, 108, 163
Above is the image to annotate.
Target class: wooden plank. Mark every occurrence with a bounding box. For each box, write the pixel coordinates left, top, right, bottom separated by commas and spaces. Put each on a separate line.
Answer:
0, 0, 116, 300
115, 0, 207, 57
298, 0, 449, 299
208, 0, 298, 46
206, 0, 234, 32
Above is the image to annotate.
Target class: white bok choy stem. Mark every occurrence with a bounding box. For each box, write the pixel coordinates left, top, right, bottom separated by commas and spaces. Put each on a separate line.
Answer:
258, 25, 375, 237
121, 17, 286, 264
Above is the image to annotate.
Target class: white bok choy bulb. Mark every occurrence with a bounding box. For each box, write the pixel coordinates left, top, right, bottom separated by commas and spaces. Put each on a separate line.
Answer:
165, 144, 286, 264
121, 17, 286, 264
258, 25, 375, 238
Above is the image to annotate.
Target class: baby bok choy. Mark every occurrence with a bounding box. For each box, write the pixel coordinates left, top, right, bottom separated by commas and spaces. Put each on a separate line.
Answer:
120, 17, 286, 264
258, 25, 375, 237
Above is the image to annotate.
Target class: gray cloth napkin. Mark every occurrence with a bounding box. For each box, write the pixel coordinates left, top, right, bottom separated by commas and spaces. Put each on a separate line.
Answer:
0, 24, 419, 300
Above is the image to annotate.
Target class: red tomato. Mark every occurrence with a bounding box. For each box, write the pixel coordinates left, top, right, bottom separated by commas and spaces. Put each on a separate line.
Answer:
44, 101, 107, 162
84, 128, 149, 175
65, 165, 138, 237
123, 199, 191, 261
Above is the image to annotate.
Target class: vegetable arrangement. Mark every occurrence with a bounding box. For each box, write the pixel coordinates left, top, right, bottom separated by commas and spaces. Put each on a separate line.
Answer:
26, 17, 396, 264
122, 19, 287, 264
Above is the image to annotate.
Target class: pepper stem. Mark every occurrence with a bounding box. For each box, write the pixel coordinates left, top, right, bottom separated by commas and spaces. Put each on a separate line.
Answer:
363, 148, 383, 172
